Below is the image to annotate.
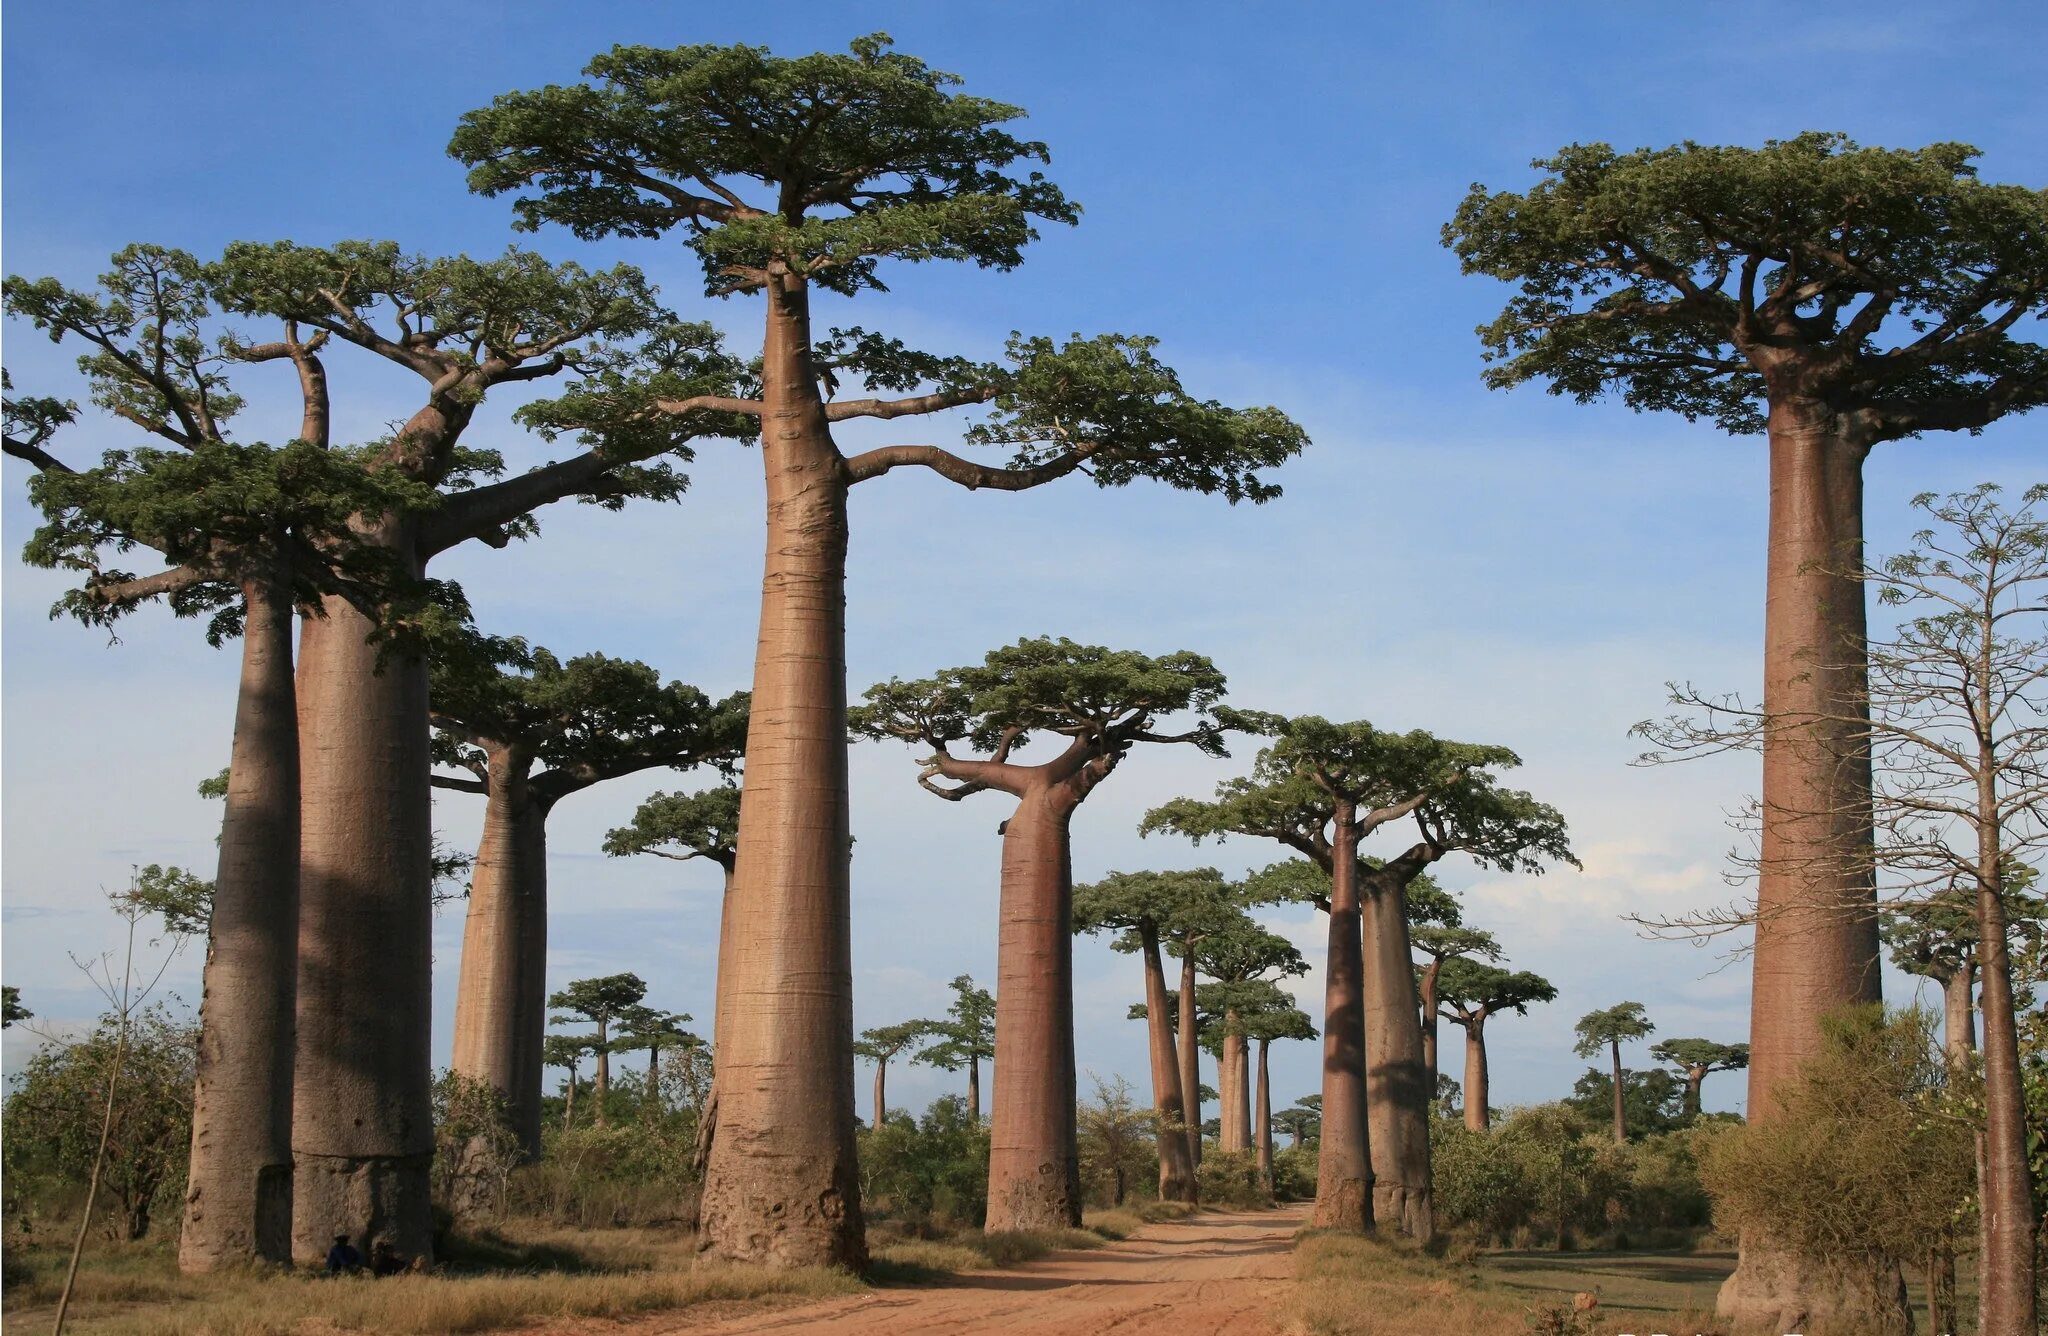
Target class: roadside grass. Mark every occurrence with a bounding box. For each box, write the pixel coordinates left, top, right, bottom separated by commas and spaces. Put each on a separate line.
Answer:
1290, 1230, 1732, 1336
1, 1225, 860, 1335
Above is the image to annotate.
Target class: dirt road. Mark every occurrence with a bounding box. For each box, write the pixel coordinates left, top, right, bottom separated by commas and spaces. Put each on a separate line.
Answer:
650, 1207, 1303, 1335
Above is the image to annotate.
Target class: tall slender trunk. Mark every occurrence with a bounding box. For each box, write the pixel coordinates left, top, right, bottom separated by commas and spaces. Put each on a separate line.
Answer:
1462, 1016, 1490, 1133
1220, 1018, 1251, 1154
700, 270, 864, 1269
1254, 1038, 1274, 1190
1609, 1039, 1626, 1143
985, 786, 1082, 1231
562, 1065, 576, 1130
1748, 399, 1879, 1104
1975, 782, 2037, 1334
967, 1055, 981, 1124
1721, 400, 1898, 1336
593, 1019, 611, 1127
693, 860, 737, 1175
1178, 949, 1202, 1170
1139, 924, 1196, 1202
1363, 876, 1432, 1239
1941, 963, 1975, 1065
180, 577, 298, 1272
647, 1042, 662, 1110
1313, 808, 1372, 1230
1418, 960, 1441, 1089
292, 526, 435, 1266
449, 752, 549, 1159
872, 1059, 886, 1128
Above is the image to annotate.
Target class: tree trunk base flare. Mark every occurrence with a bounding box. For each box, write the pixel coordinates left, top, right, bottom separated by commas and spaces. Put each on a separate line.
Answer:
291, 1152, 434, 1266
987, 1160, 1082, 1233
1371, 1182, 1434, 1245
1715, 1239, 1911, 1335
179, 1164, 291, 1272
1311, 1177, 1372, 1232
696, 1146, 864, 1269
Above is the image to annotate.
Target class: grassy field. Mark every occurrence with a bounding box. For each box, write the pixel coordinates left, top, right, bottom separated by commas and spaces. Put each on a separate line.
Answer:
1, 1202, 1199, 1334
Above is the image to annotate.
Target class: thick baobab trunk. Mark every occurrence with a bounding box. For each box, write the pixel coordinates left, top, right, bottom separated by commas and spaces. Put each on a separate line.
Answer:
449, 756, 550, 1159
1683, 1066, 1706, 1122
967, 1055, 981, 1124
871, 1059, 887, 1128
1720, 399, 1894, 1335
1418, 960, 1441, 1089
699, 271, 865, 1269
180, 578, 298, 1272
1139, 925, 1196, 1202
1363, 879, 1432, 1239
1941, 963, 1975, 1064
985, 786, 1083, 1231
1975, 844, 2038, 1335
1219, 1014, 1251, 1154
1462, 1018, 1490, 1133
1178, 950, 1202, 1171
292, 544, 435, 1266
1254, 1038, 1274, 1190
1313, 811, 1373, 1231
1608, 1039, 1626, 1144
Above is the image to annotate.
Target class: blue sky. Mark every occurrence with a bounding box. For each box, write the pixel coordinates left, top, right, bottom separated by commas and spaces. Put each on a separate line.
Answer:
4, 1, 2044, 1122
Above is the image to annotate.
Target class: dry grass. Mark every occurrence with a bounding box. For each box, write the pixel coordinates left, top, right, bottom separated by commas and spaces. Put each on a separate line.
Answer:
1, 1226, 861, 1335
1288, 1230, 1732, 1336
866, 1199, 1198, 1282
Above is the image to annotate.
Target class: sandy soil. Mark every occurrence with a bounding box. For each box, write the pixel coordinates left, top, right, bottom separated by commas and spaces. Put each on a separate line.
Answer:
602, 1207, 1304, 1335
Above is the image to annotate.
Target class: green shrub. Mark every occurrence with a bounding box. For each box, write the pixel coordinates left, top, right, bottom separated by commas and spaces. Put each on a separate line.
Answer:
1272, 1146, 1318, 1201
506, 1122, 699, 1228
1195, 1149, 1269, 1207
857, 1095, 989, 1232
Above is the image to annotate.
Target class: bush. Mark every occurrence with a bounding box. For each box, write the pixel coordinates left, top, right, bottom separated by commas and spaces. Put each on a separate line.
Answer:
505, 1122, 699, 1229
1698, 1005, 1973, 1273
1272, 1146, 1318, 1201
1077, 1075, 1159, 1208
1196, 1148, 1270, 1208
857, 1095, 989, 1232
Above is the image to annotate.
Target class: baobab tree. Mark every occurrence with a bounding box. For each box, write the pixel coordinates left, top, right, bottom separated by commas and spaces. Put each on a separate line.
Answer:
195, 238, 745, 1262
1641, 486, 2048, 1334
854, 1021, 933, 1128
911, 975, 996, 1124
1412, 922, 1500, 1087
614, 1007, 700, 1114
1436, 958, 1556, 1132
856, 638, 1231, 1231
1649, 1038, 1749, 1122
1271, 1101, 1319, 1151
6, 248, 427, 1271
548, 974, 649, 1129
1186, 921, 1306, 1155
430, 633, 745, 1156
1239, 999, 1316, 1188
540, 1034, 595, 1131
1146, 713, 1572, 1238
1447, 135, 2048, 1323
1884, 890, 1982, 1064
1073, 868, 1236, 1201
454, 35, 1307, 1266
1573, 1003, 1656, 1143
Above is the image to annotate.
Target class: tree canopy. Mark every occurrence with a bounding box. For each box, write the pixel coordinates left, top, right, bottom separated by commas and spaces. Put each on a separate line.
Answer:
1444, 133, 2048, 441
1072, 868, 1242, 951
913, 975, 996, 1074
548, 973, 649, 1039
1436, 958, 1558, 1022
1573, 1002, 1657, 1056
1650, 1037, 1751, 1076
603, 783, 744, 871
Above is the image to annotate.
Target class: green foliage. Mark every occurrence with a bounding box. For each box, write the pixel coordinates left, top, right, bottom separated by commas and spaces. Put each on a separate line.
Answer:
549, 974, 648, 1038
854, 636, 1230, 763
856, 1019, 935, 1065
1570, 1002, 1655, 1058
452, 34, 1078, 295
1271, 1146, 1318, 1200
1195, 1148, 1270, 1208
1, 984, 29, 1028
1076, 1075, 1156, 1207
913, 975, 995, 1078
857, 1095, 991, 1232
603, 783, 742, 869
432, 1070, 524, 1220
1073, 868, 1243, 954
0, 1006, 197, 1241
1698, 1006, 1975, 1269
124, 864, 213, 938
508, 1113, 701, 1229
1437, 957, 1557, 1022
1445, 134, 2048, 439
1566, 1068, 1687, 1139
430, 631, 747, 798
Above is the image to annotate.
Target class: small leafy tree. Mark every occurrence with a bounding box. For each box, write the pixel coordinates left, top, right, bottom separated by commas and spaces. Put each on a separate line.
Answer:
547, 974, 648, 1128
1437, 958, 1557, 1132
1077, 1075, 1155, 1207
1568, 1068, 1688, 1140
911, 975, 996, 1123
855, 1020, 934, 1128
1573, 1003, 1657, 1143
1649, 1039, 1751, 1122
